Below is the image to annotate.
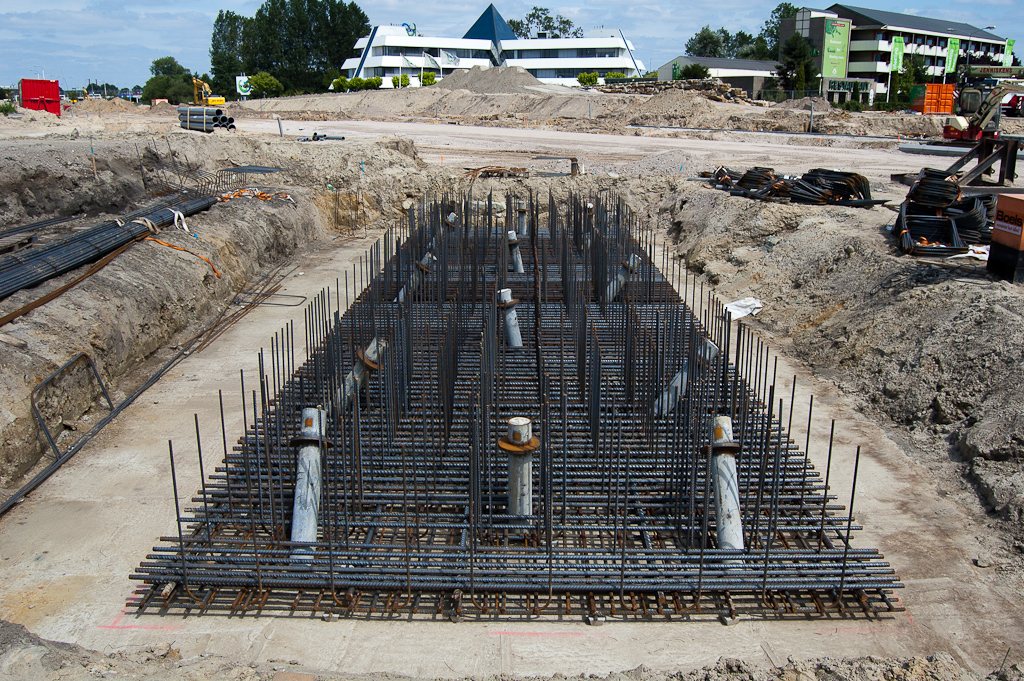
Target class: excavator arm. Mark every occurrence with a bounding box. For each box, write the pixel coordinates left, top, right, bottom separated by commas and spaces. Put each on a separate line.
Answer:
970, 82, 1024, 132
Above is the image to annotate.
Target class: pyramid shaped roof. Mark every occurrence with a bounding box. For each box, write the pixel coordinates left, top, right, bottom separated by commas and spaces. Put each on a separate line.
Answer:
463, 4, 517, 42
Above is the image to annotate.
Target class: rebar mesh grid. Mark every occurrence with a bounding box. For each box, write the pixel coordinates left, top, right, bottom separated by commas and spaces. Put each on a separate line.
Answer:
130, 190, 902, 621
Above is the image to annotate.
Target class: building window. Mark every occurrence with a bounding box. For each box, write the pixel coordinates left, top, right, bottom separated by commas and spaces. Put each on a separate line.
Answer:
596, 48, 618, 57
541, 49, 559, 58
577, 48, 596, 58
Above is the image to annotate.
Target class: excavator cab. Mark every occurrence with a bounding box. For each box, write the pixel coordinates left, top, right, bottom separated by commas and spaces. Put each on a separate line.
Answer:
959, 88, 983, 115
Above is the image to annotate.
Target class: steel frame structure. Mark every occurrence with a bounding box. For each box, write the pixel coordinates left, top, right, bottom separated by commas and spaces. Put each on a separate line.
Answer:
131, 190, 902, 620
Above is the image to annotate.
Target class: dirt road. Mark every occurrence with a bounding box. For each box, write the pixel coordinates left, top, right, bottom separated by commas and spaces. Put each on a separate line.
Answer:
235, 117, 927, 183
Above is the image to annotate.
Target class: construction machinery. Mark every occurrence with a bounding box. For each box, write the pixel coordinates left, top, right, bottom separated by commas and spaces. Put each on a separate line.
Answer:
943, 65, 1024, 141
192, 77, 226, 107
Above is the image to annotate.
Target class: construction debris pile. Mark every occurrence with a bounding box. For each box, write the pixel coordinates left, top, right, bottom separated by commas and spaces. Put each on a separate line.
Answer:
131, 191, 901, 620
703, 167, 879, 207
600, 78, 753, 103
893, 168, 994, 256
178, 106, 235, 133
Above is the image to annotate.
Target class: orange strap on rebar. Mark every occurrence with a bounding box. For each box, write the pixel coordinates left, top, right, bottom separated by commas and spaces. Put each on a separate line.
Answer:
144, 237, 221, 278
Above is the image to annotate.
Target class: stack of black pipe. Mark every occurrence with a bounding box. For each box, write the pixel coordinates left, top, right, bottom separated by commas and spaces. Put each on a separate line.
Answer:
178, 106, 236, 133
0, 194, 218, 300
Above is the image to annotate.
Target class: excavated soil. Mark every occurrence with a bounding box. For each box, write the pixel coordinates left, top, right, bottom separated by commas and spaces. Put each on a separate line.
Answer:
4, 84, 1024, 680
202, 67, 1024, 136
0, 130, 430, 491
650, 181, 1024, 554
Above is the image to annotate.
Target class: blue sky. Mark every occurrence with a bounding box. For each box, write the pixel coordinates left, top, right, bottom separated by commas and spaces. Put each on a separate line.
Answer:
1, 0, 1019, 90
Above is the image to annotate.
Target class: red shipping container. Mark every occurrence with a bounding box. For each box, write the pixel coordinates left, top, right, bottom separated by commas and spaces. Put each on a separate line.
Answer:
19, 79, 61, 117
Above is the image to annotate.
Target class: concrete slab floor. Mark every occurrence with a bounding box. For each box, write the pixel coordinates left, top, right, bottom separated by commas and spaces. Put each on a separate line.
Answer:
1, 196, 1022, 678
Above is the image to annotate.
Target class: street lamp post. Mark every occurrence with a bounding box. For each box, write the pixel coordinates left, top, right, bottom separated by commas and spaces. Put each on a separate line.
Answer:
965, 25, 996, 72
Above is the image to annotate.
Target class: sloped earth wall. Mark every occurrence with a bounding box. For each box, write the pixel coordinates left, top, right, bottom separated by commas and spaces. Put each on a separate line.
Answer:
655, 182, 1024, 546
0, 133, 428, 490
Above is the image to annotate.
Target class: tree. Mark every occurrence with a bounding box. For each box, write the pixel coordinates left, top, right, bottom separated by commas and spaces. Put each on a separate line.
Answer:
577, 72, 598, 86
142, 75, 193, 104
677, 63, 710, 79
758, 2, 798, 60
142, 57, 194, 103
893, 54, 929, 100
249, 71, 284, 98
720, 29, 756, 58
686, 26, 724, 58
210, 10, 248, 98
508, 6, 583, 38
742, 35, 771, 60
150, 56, 189, 77
776, 33, 818, 93
86, 82, 119, 97
227, 0, 370, 94
421, 71, 436, 86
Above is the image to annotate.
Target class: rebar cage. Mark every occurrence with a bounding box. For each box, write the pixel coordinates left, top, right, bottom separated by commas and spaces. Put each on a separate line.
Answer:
131, 190, 902, 621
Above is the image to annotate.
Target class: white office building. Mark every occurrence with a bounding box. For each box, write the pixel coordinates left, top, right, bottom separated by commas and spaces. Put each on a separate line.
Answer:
341, 4, 645, 87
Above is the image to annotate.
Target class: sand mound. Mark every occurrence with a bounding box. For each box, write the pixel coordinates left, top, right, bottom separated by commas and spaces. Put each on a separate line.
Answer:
433, 66, 546, 94
148, 101, 179, 115
0, 107, 66, 127
71, 97, 141, 114
628, 89, 722, 127
771, 96, 834, 111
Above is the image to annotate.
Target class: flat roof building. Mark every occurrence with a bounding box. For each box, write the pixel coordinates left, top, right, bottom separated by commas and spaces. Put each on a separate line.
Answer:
780, 4, 1011, 97
341, 4, 645, 87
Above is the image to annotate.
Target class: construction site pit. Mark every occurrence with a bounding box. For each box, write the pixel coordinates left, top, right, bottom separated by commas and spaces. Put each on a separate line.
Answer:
1, 80, 1024, 681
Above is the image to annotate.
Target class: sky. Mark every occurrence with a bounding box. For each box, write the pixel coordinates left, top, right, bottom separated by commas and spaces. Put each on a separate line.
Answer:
1, 0, 1020, 91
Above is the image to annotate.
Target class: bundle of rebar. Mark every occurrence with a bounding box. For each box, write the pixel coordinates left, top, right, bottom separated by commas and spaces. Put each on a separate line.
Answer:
178, 106, 235, 133
131, 190, 902, 621
894, 169, 991, 256
705, 167, 877, 207
0, 194, 217, 300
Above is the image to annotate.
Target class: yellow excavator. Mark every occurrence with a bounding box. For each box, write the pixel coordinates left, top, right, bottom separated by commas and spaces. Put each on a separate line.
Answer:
192, 77, 226, 106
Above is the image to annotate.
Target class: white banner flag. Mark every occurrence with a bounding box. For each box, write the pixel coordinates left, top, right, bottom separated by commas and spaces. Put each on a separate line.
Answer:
423, 52, 440, 69
442, 50, 461, 66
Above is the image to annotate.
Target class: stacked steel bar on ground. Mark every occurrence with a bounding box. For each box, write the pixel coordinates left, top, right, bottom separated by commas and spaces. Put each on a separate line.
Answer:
131, 190, 902, 620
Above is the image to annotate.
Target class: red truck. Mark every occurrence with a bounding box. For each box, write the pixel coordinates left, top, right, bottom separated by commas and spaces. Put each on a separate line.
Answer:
18, 79, 61, 117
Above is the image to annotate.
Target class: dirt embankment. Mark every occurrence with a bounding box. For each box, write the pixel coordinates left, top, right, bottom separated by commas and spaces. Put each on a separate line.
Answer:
653, 181, 1024, 550
210, 66, 1024, 138
0, 131, 432, 489
2, 615, 1018, 681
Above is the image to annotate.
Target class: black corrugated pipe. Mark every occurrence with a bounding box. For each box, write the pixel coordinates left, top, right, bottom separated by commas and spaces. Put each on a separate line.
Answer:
0, 195, 218, 300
